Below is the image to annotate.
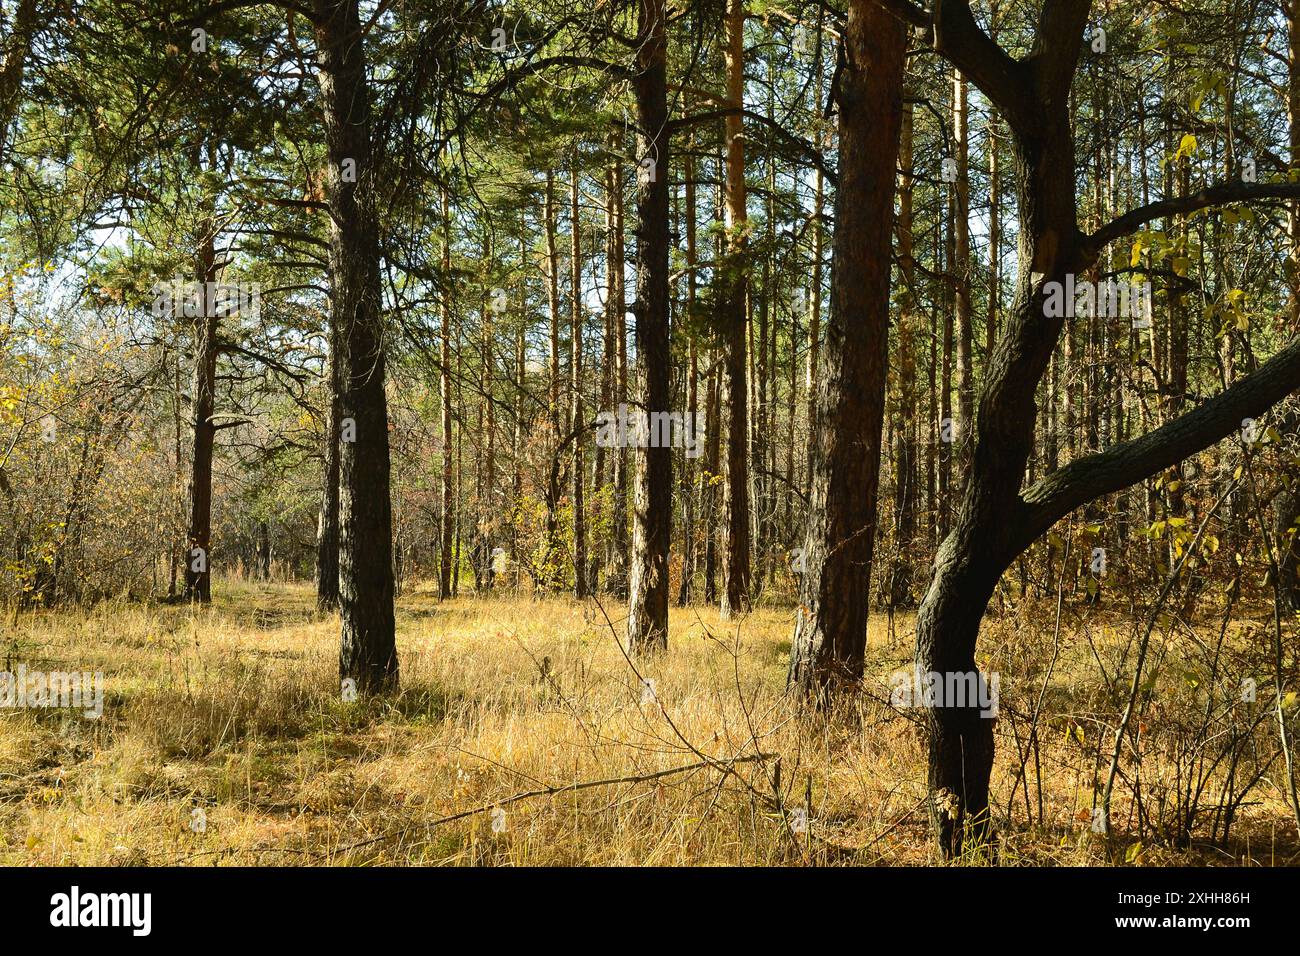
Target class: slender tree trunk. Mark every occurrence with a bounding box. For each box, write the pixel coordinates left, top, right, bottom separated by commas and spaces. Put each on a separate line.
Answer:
439, 190, 455, 600
678, 150, 699, 606
609, 162, 630, 597
891, 93, 918, 609
481, 278, 496, 590
571, 155, 588, 597
954, 71, 974, 466
721, 0, 752, 618
806, 164, 824, 495
546, 171, 563, 431
316, 307, 341, 609
703, 351, 721, 604
1278, 3, 1300, 609
592, 171, 615, 592
939, 194, 954, 537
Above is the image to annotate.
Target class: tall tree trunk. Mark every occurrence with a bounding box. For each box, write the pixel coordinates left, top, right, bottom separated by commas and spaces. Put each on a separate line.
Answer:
592, 170, 615, 592
183, 225, 219, 603
316, 307, 341, 609
805, 165, 824, 494
677, 150, 699, 606
546, 171, 563, 430
953, 71, 974, 467
939, 193, 954, 537
786, 0, 905, 696
891, 93, 918, 609
571, 155, 588, 597
314, 0, 397, 693
439, 190, 455, 600
702, 350, 721, 604
720, 0, 752, 618
542, 170, 565, 590
609, 161, 630, 597
626, 0, 672, 651
481, 279, 496, 590
1278, 3, 1300, 609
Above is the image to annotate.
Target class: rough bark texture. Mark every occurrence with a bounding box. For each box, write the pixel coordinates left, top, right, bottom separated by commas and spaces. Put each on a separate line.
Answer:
786, 0, 905, 696
314, 0, 397, 693
626, 0, 671, 652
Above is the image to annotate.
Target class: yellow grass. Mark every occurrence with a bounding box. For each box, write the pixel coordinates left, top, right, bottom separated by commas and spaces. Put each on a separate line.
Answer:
0, 581, 1296, 865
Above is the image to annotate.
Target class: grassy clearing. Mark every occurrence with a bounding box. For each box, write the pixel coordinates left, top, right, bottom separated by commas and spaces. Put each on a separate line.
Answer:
1, 581, 1296, 865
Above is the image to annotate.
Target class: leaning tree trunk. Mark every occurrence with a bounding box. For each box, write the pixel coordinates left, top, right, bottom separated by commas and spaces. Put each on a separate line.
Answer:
314, 0, 397, 693
786, 0, 905, 696
917, 92, 1081, 858
626, 0, 672, 652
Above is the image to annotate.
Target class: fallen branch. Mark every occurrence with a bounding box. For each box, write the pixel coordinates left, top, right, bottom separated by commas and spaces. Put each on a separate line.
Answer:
319, 752, 776, 860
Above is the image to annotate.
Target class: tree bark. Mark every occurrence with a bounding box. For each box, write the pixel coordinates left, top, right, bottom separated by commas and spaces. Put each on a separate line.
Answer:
313, 0, 397, 693
786, 0, 905, 696
183, 226, 219, 603
626, 0, 672, 652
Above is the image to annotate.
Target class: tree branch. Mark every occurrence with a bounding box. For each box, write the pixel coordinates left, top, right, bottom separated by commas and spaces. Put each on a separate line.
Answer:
1086, 180, 1300, 255
931, 0, 1032, 130
667, 107, 836, 185
1018, 336, 1300, 548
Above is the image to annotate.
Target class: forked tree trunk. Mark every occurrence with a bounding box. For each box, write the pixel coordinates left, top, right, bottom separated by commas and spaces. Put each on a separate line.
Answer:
786, 0, 905, 695
626, 0, 672, 652
313, 0, 397, 693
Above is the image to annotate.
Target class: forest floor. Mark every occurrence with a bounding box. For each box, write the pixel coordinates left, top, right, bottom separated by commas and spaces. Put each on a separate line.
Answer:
1, 580, 1297, 866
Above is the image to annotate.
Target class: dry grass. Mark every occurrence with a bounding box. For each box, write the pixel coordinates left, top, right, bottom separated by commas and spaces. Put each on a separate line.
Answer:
0, 581, 1296, 866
